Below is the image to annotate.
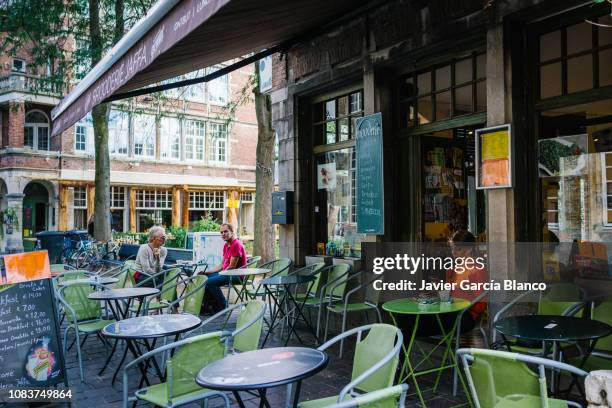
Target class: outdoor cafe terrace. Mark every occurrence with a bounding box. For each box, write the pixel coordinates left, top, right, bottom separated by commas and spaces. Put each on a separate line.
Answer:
0, 248, 608, 408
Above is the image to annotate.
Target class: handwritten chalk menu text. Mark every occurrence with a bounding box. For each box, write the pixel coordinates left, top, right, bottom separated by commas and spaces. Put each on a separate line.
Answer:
356, 113, 384, 234
0, 279, 67, 389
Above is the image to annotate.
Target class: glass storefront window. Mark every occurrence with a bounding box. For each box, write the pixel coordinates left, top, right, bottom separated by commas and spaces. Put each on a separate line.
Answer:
538, 99, 612, 243
315, 148, 364, 256
314, 91, 363, 145
399, 52, 486, 128
422, 126, 486, 241
538, 17, 612, 99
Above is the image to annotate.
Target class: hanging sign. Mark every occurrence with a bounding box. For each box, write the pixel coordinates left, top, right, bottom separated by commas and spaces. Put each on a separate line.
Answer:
356, 113, 384, 234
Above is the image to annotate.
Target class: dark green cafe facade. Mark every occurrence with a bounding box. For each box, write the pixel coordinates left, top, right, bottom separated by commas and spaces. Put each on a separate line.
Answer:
270, 0, 612, 297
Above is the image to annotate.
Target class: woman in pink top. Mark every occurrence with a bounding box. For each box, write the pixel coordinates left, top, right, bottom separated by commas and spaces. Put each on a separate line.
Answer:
202, 223, 247, 311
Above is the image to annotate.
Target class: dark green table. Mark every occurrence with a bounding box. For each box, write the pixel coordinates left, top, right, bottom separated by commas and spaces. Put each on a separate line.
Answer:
494, 315, 612, 395
383, 298, 471, 407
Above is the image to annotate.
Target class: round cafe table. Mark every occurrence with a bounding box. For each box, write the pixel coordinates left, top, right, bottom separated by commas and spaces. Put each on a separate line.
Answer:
494, 315, 612, 395
382, 298, 471, 407
220, 267, 270, 303
102, 313, 201, 387
196, 346, 328, 408
88, 287, 159, 319
58, 276, 119, 286
260, 274, 319, 347
89, 287, 160, 383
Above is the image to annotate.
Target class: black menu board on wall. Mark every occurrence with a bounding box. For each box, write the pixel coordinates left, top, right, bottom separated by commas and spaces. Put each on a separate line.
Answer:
0, 272, 67, 388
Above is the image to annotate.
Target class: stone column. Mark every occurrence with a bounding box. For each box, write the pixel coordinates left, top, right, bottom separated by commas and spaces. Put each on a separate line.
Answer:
5, 193, 25, 252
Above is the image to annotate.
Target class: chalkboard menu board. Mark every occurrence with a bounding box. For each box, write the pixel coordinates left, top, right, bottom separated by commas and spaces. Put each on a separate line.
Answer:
356, 113, 384, 234
0, 252, 67, 389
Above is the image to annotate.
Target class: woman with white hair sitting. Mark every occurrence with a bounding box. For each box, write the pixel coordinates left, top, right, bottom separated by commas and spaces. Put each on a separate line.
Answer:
133, 226, 168, 287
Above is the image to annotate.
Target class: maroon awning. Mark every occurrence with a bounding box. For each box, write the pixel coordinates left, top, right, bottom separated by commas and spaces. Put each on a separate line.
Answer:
52, 0, 373, 136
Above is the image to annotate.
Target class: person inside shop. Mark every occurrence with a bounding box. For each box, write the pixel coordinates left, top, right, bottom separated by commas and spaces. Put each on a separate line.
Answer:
133, 226, 168, 287
201, 223, 247, 313
395, 229, 488, 340
444, 229, 488, 333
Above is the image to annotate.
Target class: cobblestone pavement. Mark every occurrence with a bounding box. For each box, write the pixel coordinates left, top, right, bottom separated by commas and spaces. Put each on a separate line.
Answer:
55, 311, 469, 408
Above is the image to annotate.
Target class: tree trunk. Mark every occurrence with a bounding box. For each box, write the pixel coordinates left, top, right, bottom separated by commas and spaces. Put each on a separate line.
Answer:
88, 0, 122, 241
253, 61, 275, 262
91, 103, 111, 240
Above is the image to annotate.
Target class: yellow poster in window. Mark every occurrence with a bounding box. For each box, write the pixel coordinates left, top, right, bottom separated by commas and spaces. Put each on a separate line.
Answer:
481, 130, 509, 160
227, 199, 240, 209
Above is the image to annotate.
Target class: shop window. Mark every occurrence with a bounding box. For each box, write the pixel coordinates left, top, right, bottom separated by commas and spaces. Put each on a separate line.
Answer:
135, 189, 172, 232
24, 111, 50, 151
313, 90, 363, 145
240, 192, 254, 203
73, 187, 87, 230
600, 48, 612, 87
185, 120, 205, 161
108, 110, 129, 155
538, 99, 612, 242
422, 127, 485, 240
209, 122, 227, 163
133, 113, 155, 158
538, 17, 612, 100
160, 116, 181, 160
188, 191, 225, 227
315, 148, 364, 255
399, 53, 486, 128
110, 186, 125, 232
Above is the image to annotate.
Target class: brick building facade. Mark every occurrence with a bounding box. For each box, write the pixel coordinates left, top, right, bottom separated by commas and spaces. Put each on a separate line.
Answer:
271, 0, 612, 296
0, 49, 258, 252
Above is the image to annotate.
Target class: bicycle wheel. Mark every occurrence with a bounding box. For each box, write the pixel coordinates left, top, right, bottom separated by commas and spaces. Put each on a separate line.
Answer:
61, 248, 75, 266
72, 250, 90, 269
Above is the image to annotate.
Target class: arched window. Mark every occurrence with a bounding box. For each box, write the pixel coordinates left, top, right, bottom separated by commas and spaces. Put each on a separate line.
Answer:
24, 110, 50, 151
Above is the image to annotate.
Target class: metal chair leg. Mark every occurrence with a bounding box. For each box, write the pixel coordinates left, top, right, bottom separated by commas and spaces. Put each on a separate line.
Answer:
339, 311, 347, 358
324, 308, 331, 342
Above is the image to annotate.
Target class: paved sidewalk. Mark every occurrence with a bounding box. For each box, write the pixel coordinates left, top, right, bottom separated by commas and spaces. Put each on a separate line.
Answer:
57, 314, 469, 407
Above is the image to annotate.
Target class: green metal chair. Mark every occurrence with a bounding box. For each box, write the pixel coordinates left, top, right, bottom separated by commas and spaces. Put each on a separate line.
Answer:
303, 263, 352, 340
298, 323, 403, 408
51, 263, 75, 272
226, 255, 263, 303
123, 331, 231, 408
58, 282, 115, 382
54, 270, 95, 282
326, 384, 409, 408
324, 271, 383, 358
141, 274, 208, 316
246, 255, 261, 267
130, 268, 182, 315
567, 296, 612, 371
290, 263, 327, 303
244, 257, 293, 299
199, 300, 267, 353
457, 348, 588, 408
492, 283, 586, 353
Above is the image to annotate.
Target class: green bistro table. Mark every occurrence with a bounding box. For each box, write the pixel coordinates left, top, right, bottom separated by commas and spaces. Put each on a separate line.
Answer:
382, 297, 472, 407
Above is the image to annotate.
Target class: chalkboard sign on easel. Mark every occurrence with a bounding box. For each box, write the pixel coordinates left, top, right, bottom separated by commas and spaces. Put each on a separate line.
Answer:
0, 251, 68, 389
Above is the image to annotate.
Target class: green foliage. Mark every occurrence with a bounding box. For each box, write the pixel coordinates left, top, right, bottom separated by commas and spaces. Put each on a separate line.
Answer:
166, 225, 186, 248
191, 212, 221, 232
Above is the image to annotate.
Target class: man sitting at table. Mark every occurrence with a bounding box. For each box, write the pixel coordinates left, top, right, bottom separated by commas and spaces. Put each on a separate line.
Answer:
133, 226, 168, 287
201, 223, 247, 313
